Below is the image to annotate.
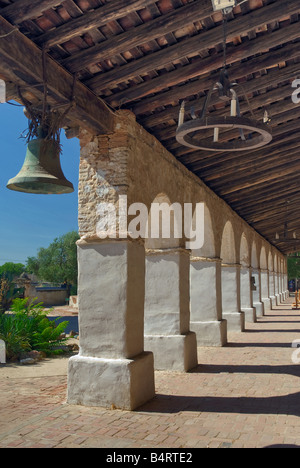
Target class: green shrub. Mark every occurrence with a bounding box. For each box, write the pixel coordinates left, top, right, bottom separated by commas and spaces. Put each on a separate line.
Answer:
0, 278, 21, 315
0, 297, 69, 361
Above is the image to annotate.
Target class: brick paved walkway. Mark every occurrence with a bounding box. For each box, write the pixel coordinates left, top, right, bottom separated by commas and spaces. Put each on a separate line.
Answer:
1, 297, 300, 448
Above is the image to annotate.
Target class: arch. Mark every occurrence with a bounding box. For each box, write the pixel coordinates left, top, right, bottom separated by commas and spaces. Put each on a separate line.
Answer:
240, 233, 250, 267
274, 254, 278, 272
192, 203, 215, 258
145, 192, 182, 249
260, 246, 268, 270
268, 251, 273, 271
221, 221, 236, 264
251, 241, 259, 268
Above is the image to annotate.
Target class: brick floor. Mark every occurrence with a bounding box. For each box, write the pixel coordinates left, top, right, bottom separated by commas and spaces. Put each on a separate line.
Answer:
1, 297, 300, 448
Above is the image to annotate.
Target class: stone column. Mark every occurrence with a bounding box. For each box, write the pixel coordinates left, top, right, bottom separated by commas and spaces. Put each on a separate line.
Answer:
221, 263, 245, 332
252, 268, 264, 317
67, 124, 155, 410
68, 238, 155, 410
240, 266, 256, 323
284, 272, 289, 299
274, 271, 281, 305
190, 256, 227, 346
269, 270, 276, 309
261, 268, 271, 313
144, 247, 198, 371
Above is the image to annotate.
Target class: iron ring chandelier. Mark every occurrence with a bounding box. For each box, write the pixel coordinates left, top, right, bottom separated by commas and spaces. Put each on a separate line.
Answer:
176, 115, 273, 152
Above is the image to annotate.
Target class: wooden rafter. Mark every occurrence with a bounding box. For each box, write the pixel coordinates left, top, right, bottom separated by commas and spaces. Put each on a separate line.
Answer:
35, 0, 159, 49
0, 15, 115, 135
0, 0, 300, 253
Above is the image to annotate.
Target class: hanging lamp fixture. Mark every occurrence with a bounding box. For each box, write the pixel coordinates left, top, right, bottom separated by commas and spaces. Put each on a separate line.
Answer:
176, 1, 272, 152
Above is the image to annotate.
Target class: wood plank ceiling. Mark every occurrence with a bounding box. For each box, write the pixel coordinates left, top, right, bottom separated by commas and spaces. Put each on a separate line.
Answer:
0, 0, 300, 254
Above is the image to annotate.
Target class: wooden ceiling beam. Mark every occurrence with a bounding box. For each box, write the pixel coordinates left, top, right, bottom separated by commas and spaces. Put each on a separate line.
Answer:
143, 60, 298, 133
109, 23, 300, 112
36, 0, 160, 50
202, 145, 300, 190
225, 174, 300, 205
85, 0, 300, 93
59, 0, 213, 72
210, 155, 300, 196
239, 197, 300, 222
181, 107, 300, 171
0, 15, 115, 135
197, 133, 300, 182
0, 0, 62, 24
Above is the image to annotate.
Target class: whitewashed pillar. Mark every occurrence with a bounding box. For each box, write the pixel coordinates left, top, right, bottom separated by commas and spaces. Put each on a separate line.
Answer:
67, 122, 155, 410
261, 268, 271, 312
144, 247, 198, 371
190, 256, 227, 346
274, 270, 281, 305
240, 266, 256, 323
269, 270, 276, 308
252, 268, 264, 317
221, 263, 245, 332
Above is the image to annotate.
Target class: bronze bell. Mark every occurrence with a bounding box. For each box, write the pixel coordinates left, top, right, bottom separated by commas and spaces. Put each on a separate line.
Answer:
7, 127, 74, 194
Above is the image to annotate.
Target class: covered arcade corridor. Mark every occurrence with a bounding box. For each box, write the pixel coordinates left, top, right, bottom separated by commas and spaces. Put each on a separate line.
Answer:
0, 297, 300, 448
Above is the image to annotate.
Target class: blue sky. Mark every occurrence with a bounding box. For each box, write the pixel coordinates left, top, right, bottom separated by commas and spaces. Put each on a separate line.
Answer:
0, 102, 80, 265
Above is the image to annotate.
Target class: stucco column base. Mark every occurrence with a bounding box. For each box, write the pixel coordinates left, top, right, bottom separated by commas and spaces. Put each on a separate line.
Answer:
144, 332, 198, 372
269, 295, 276, 309
275, 294, 280, 305
253, 301, 264, 317
223, 311, 245, 332
241, 307, 256, 323
262, 298, 271, 313
190, 319, 227, 346
67, 352, 155, 410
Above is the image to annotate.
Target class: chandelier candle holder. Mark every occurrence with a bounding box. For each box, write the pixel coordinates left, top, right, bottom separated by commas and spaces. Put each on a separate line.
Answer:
176, 3, 272, 152
176, 70, 273, 152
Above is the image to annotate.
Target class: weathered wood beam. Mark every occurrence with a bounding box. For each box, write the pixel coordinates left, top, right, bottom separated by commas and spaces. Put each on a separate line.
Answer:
84, 0, 300, 93
240, 196, 300, 221
59, 0, 213, 72
233, 185, 300, 212
0, 15, 115, 135
195, 127, 300, 181
225, 174, 300, 205
231, 175, 300, 203
209, 155, 300, 196
107, 22, 300, 111
182, 113, 300, 171
0, 0, 63, 24
36, 0, 159, 49
202, 139, 300, 185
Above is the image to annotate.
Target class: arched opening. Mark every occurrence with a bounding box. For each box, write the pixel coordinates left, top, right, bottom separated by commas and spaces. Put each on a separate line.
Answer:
190, 204, 226, 346
260, 246, 271, 312
221, 221, 236, 264
221, 221, 244, 332
145, 193, 182, 250
144, 192, 197, 371
240, 233, 255, 322
251, 241, 264, 316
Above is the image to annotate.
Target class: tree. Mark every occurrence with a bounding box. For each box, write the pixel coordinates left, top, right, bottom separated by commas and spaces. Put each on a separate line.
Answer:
287, 253, 300, 280
0, 262, 25, 281
26, 231, 79, 287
